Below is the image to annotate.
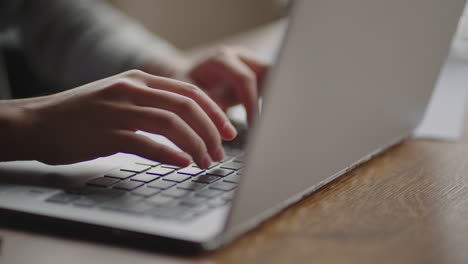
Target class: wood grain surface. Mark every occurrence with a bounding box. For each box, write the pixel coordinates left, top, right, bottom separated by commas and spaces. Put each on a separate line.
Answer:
199, 115, 468, 264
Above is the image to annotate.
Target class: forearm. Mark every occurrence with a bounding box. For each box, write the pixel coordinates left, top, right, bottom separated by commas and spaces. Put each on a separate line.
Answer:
0, 99, 31, 161
16, 0, 185, 88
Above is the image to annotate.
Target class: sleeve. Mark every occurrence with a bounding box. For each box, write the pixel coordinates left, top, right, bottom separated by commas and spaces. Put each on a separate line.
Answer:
15, 0, 181, 89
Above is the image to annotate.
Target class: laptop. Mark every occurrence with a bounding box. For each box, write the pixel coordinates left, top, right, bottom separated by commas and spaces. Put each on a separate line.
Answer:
0, 0, 465, 254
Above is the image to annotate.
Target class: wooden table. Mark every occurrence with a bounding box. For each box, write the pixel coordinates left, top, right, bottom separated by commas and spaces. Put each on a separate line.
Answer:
205, 121, 468, 264
2, 21, 468, 264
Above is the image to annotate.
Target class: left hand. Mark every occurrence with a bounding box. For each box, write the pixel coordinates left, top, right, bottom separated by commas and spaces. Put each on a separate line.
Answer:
144, 47, 270, 125
186, 47, 270, 124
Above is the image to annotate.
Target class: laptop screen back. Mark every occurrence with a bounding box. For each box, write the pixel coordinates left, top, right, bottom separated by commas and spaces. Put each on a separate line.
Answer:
225, 0, 466, 239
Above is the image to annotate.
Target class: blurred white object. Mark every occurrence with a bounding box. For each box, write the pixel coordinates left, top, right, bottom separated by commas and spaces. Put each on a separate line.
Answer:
451, 4, 468, 60
413, 58, 468, 140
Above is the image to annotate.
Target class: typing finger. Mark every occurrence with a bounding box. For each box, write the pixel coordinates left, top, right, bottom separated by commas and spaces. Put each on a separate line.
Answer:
237, 51, 270, 91
115, 105, 213, 169
116, 131, 192, 167
123, 87, 225, 162
213, 55, 259, 125
134, 71, 237, 141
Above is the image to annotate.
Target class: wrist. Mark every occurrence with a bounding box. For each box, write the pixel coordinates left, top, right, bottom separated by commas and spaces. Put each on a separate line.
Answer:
141, 53, 191, 79
0, 99, 35, 161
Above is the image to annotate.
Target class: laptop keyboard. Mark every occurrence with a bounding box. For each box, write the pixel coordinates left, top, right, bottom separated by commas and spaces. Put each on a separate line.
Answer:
45, 149, 243, 222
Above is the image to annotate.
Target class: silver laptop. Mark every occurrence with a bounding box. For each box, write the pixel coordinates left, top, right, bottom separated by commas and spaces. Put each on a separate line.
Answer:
0, 0, 464, 253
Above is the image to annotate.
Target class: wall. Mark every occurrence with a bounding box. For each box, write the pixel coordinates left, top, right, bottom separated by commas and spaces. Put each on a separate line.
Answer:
109, 0, 281, 50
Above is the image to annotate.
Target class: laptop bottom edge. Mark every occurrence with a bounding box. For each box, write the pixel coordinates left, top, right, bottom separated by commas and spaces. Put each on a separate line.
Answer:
0, 207, 212, 256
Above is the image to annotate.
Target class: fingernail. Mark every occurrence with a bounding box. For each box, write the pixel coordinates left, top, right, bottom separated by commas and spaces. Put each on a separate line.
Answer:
202, 155, 213, 169
222, 121, 237, 140
212, 146, 225, 162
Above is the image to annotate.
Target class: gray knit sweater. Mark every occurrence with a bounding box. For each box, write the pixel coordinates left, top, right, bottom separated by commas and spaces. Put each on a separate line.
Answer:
0, 0, 178, 99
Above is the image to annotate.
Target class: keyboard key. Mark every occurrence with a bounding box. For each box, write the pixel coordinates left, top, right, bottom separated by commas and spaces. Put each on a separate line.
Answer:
147, 180, 175, 190
130, 155, 161, 165
123, 202, 154, 214
120, 163, 152, 173
85, 187, 125, 196
74, 196, 109, 207
86, 177, 120, 187
102, 202, 152, 214
221, 190, 236, 201
146, 167, 175, 176
209, 182, 237, 192
179, 196, 207, 207
73, 197, 102, 207
159, 164, 181, 169
177, 167, 204, 176
160, 188, 190, 198
21, 187, 56, 197
105, 170, 136, 179
131, 187, 160, 197
233, 158, 245, 163
175, 211, 198, 222
207, 197, 230, 208
191, 174, 220, 184
73, 188, 124, 207
100, 195, 144, 211
233, 153, 246, 163
134, 158, 160, 167
191, 203, 213, 214
179, 200, 199, 208
223, 173, 241, 183
113, 181, 143, 191
221, 155, 234, 163
65, 187, 93, 195
195, 189, 223, 198
130, 174, 160, 183
177, 181, 207, 191
149, 207, 186, 219
146, 195, 174, 206
220, 161, 244, 170
163, 173, 191, 183
191, 162, 218, 169
206, 168, 234, 177
46, 192, 80, 204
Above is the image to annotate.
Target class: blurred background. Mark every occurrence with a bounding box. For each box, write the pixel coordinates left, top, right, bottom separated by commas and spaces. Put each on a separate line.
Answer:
108, 0, 468, 59
108, 0, 285, 50
4, 0, 468, 100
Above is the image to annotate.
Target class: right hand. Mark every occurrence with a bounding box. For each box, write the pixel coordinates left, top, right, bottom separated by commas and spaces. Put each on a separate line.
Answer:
1, 70, 237, 168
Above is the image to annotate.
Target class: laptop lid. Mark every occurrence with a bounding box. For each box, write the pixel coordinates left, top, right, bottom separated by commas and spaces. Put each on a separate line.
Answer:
223, 0, 465, 241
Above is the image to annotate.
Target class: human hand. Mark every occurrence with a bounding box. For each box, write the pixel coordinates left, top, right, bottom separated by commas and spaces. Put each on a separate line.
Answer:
143, 47, 270, 124
187, 47, 270, 124
0, 70, 237, 167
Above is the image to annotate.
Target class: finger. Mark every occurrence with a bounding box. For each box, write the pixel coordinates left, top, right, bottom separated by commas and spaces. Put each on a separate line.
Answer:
203, 83, 238, 111
125, 87, 225, 162
237, 51, 270, 89
214, 56, 259, 125
116, 106, 213, 169
137, 72, 237, 141
116, 131, 192, 167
